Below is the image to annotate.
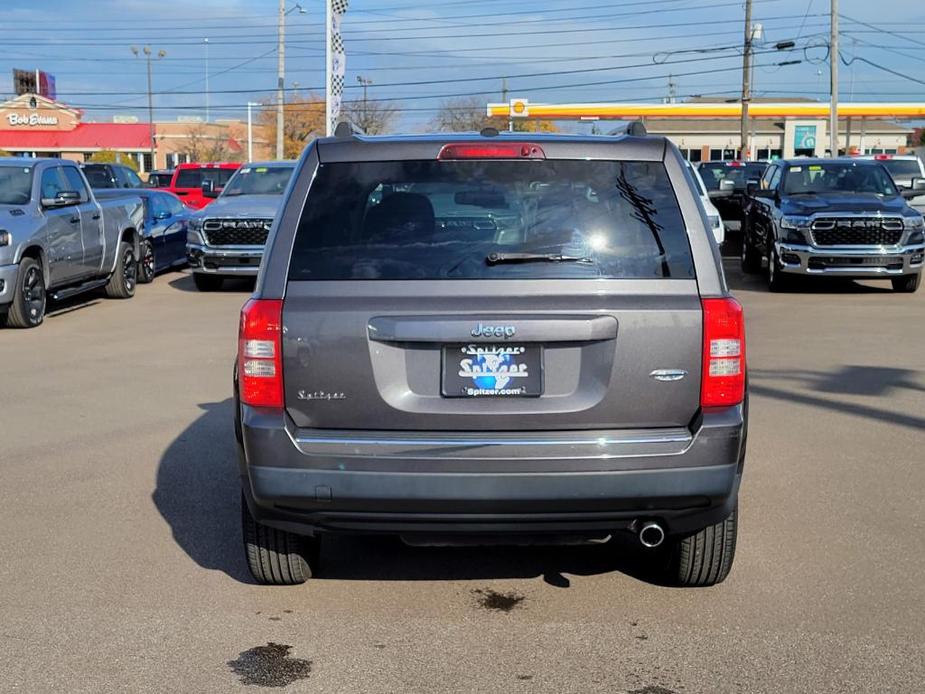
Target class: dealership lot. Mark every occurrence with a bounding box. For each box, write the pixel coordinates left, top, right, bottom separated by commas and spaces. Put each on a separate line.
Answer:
1, 263, 923, 693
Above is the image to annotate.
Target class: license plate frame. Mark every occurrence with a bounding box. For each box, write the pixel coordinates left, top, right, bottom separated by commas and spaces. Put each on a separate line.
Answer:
441, 343, 544, 398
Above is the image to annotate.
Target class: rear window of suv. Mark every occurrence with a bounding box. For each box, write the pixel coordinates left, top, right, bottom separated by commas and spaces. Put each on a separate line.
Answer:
175, 168, 236, 188
288, 160, 694, 280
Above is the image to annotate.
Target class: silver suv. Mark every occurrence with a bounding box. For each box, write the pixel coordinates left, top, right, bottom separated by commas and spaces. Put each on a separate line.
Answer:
234, 130, 747, 587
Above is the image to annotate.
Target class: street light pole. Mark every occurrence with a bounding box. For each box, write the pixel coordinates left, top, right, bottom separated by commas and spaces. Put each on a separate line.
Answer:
829, 0, 839, 157
132, 45, 165, 173
247, 101, 259, 162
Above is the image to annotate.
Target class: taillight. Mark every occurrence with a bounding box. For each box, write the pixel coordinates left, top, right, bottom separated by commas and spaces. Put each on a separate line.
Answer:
238, 298, 284, 408
437, 143, 545, 160
874, 154, 892, 160
701, 298, 746, 407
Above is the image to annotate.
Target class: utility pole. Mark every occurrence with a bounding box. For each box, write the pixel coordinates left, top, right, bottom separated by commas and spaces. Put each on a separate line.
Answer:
357, 75, 372, 132
276, 0, 285, 159
739, 0, 753, 160
132, 45, 165, 173
204, 38, 210, 123
829, 0, 839, 158
501, 77, 512, 131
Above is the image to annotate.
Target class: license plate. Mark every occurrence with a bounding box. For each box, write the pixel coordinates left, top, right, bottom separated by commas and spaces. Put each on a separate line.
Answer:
441, 344, 543, 397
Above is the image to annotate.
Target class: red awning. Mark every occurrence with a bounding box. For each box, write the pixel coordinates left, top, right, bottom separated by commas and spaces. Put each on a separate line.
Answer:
0, 122, 151, 150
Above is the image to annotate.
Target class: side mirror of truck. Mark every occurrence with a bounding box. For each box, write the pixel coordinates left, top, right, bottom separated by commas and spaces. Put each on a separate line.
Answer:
709, 179, 736, 199
201, 180, 219, 199
901, 177, 925, 199
41, 190, 81, 208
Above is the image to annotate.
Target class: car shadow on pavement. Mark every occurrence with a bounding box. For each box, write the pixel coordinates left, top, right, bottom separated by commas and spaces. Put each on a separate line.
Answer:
749, 366, 925, 431
152, 398, 673, 588
152, 398, 255, 584
318, 533, 671, 588
168, 273, 256, 293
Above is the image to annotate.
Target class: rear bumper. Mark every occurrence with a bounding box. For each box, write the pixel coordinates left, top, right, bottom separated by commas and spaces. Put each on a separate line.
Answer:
239, 405, 746, 538
0, 263, 18, 307
777, 241, 925, 277
187, 243, 262, 276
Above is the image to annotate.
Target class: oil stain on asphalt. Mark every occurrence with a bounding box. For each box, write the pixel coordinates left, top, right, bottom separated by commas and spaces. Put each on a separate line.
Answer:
472, 588, 526, 612
228, 643, 312, 687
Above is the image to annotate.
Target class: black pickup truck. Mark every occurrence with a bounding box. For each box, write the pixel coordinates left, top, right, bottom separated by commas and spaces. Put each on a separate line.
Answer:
698, 160, 768, 232
741, 158, 925, 292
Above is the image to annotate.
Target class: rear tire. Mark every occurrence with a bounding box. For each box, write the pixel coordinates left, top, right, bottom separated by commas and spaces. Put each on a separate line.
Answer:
740, 229, 762, 274
665, 505, 738, 587
138, 240, 155, 284
105, 241, 137, 299
193, 273, 224, 292
242, 493, 318, 585
891, 274, 921, 293
6, 257, 46, 328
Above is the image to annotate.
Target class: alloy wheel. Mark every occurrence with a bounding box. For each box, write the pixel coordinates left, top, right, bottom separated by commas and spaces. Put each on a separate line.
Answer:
22, 265, 46, 325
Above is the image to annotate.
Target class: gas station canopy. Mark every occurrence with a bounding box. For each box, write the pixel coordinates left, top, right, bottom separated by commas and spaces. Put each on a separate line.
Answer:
486, 99, 925, 120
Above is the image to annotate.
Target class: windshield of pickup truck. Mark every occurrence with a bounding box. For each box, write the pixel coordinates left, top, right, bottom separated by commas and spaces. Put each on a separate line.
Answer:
879, 159, 922, 179
222, 166, 293, 196
0, 166, 34, 205
289, 159, 694, 280
698, 162, 767, 190
783, 162, 898, 195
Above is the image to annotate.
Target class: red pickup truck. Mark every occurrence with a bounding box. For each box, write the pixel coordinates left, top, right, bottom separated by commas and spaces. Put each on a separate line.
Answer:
163, 162, 241, 209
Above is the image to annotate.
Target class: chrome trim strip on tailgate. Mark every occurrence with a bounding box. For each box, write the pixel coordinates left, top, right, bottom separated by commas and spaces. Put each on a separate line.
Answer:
289, 428, 693, 460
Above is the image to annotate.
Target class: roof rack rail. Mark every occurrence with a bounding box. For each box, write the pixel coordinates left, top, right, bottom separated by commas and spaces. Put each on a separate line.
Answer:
607, 120, 647, 137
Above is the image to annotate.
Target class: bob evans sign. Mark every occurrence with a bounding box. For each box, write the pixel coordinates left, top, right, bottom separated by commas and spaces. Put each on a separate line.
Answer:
8, 113, 59, 127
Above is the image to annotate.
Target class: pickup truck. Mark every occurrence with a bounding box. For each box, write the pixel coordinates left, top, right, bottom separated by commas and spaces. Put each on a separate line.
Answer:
697, 160, 768, 233
80, 162, 145, 190
0, 158, 143, 328
742, 158, 925, 292
163, 162, 240, 210
186, 161, 295, 291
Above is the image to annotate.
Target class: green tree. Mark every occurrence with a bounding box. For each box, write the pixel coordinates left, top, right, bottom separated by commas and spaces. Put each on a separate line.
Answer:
88, 150, 139, 171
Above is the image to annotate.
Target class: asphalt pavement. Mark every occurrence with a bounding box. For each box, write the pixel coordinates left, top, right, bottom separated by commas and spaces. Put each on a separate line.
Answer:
1, 261, 923, 693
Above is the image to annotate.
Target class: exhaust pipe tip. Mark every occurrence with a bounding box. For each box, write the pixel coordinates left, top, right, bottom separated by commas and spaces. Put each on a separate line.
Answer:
638, 522, 665, 549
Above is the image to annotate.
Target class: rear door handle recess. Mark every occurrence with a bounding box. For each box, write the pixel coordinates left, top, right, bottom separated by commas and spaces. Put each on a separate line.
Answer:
69, 217, 80, 224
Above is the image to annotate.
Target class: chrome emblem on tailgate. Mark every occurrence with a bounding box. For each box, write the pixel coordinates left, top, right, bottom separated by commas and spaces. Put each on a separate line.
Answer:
649, 369, 688, 382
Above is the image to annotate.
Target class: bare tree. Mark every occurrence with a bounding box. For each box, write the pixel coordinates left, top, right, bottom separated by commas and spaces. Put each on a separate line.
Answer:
178, 124, 241, 162
344, 98, 399, 135
430, 96, 508, 133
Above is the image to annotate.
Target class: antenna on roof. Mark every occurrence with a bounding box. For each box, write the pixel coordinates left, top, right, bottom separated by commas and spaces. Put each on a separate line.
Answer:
607, 120, 647, 137
333, 121, 363, 138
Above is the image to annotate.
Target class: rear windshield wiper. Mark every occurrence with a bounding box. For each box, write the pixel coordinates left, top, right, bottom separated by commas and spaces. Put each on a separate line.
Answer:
485, 252, 595, 265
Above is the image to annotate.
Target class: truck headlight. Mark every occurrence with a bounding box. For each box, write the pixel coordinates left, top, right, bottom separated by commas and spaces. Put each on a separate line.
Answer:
904, 215, 924, 230
186, 218, 203, 244
781, 215, 811, 230
0, 230, 10, 247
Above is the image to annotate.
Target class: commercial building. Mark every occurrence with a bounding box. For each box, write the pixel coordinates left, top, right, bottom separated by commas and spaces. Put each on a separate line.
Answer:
0, 93, 272, 172
642, 98, 913, 162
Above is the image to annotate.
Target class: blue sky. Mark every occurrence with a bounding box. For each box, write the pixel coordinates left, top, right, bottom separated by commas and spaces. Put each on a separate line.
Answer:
2, 0, 924, 130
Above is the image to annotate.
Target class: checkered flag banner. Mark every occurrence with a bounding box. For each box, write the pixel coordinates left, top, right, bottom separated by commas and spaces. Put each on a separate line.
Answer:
329, 0, 349, 133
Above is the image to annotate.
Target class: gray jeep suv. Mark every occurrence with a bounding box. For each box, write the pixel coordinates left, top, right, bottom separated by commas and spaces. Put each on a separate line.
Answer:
235, 130, 747, 587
